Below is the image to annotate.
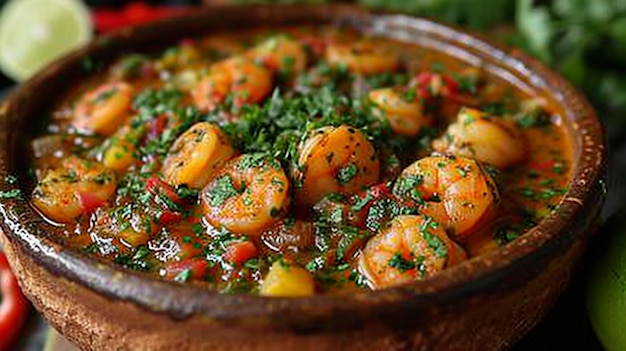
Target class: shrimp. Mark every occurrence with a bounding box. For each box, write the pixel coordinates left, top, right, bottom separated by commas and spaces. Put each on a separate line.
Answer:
432, 108, 526, 168
293, 125, 380, 207
358, 215, 466, 289
73, 82, 134, 135
31, 156, 117, 223
325, 41, 400, 75
369, 88, 432, 136
191, 57, 272, 111
202, 153, 290, 236
247, 35, 308, 76
162, 122, 237, 188
393, 155, 498, 239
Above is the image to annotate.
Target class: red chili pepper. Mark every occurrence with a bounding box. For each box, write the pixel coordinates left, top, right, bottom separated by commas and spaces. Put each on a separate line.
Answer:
0, 252, 28, 351
92, 2, 190, 34
224, 241, 258, 265
164, 258, 208, 281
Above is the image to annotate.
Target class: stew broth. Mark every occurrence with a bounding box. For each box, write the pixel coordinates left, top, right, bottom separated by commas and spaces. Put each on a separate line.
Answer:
28, 26, 571, 295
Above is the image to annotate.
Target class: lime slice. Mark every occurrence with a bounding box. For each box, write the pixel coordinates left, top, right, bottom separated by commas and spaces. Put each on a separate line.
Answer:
0, 0, 93, 81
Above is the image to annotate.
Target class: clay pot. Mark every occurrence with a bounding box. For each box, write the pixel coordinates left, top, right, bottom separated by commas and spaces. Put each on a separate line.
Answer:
0, 4, 606, 350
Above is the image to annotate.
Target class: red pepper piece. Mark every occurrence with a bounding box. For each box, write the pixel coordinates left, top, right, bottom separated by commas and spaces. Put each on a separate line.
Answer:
164, 258, 209, 281
145, 176, 183, 205
224, 241, 258, 265
348, 183, 392, 228
0, 252, 28, 351
79, 191, 106, 214
158, 210, 183, 225
413, 71, 461, 101
92, 2, 190, 34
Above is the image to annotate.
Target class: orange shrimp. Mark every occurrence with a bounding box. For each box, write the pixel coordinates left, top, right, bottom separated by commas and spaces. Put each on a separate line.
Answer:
202, 154, 290, 236
191, 57, 272, 111
293, 125, 380, 207
161, 122, 237, 188
247, 35, 308, 76
73, 82, 134, 135
325, 41, 400, 75
369, 87, 432, 136
393, 155, 499, 239
433, 107, 526, 168
31, 156, 117, 223
359, 215, 466, 289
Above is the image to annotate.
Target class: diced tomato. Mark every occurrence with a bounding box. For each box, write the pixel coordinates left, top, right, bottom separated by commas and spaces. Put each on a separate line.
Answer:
164, 258, 209, 281
529, 160, 555, 172
413, 71, 460, 101
0, 252, 28, 351
79, 191, 105, 213
157, 210, 182, 225
145, 176, 182, 205
299, 36, 328, 57
224, 241, 258, 265
348, 183, 392, 227
146, 114, 168, 139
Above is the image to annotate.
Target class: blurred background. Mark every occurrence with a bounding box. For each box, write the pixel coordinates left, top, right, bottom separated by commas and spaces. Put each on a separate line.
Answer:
0, 0, 624, 350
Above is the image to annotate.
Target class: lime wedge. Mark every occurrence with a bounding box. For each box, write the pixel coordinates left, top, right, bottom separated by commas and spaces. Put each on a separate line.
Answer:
0, 0, 93, 81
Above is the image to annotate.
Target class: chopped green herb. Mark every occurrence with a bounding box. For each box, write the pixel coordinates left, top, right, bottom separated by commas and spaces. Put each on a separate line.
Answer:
337, 163, 358, 185
388, 253, 415, 272
207, 175, 239, 207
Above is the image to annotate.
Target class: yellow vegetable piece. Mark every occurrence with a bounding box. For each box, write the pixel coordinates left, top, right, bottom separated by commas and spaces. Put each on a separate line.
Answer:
103, 138, 135, 173
260, 260, 315, 297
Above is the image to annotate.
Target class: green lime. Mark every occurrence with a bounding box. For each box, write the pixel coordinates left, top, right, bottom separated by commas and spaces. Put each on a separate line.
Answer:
587, 212, 626, 351
0, 0, 93, 81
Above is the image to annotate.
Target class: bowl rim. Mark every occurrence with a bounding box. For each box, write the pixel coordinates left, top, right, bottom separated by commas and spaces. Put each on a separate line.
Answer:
0, 3, 607, 325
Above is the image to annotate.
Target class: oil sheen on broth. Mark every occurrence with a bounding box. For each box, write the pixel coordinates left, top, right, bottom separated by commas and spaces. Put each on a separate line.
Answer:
28, 26, 572, 296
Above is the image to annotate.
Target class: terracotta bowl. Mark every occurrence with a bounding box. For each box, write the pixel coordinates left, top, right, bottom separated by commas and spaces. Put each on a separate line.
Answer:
0, 4, 607, 350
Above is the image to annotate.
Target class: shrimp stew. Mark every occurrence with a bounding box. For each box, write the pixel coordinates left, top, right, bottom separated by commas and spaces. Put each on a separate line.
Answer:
27, 27, 572, 295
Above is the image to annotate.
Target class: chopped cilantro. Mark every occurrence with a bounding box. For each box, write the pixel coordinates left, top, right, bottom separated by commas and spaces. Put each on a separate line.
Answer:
337, 163, 358, 185
388, 253, 415, 272
207, 175, 239, 207
420, 218, 448, 258
0, 189, 22, 199
175, 269, 193, 282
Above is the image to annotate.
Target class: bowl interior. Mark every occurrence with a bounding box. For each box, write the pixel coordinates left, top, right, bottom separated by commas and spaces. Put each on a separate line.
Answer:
0, 4, 606, 326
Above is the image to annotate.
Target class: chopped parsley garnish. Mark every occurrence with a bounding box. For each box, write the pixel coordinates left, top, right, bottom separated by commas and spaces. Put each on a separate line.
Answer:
175, 269, 193, 282
495, 227, 521, 246
207, 175, 240, 207
388, 253, 415, 272
114, 245, 152, 271
393, 174, 424, 203
420, 218, 448, 258
337, 162, 358, 185
0, 189, 22, 199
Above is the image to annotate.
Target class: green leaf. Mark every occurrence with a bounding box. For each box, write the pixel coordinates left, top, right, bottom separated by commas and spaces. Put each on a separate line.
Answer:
587, 0, 613, 22
462, 0, 513, 29
553, 0, 588, 21
608, 17, 626, 62
516, 0, 554, 63
553, 28, 587, 86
